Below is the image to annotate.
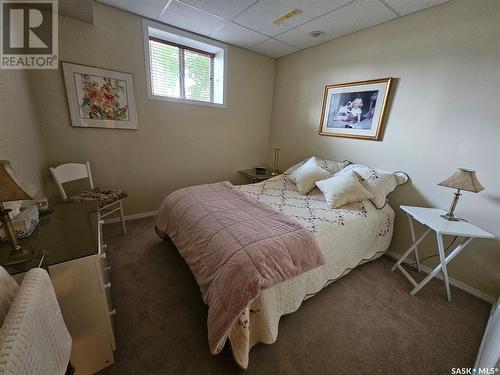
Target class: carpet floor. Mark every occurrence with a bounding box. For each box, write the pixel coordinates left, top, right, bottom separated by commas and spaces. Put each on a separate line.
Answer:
98, 217, 490, 375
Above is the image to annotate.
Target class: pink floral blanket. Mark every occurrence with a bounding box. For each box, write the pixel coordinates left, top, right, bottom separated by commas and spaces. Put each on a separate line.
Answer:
155, 181, 324, 354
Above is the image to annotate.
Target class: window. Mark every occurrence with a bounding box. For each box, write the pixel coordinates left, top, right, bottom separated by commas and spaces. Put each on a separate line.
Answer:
149, 38, 214, 102
143, 20, 226, 106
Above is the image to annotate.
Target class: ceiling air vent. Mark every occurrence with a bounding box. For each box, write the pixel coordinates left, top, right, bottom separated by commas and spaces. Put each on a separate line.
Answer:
308, 31, 325, 38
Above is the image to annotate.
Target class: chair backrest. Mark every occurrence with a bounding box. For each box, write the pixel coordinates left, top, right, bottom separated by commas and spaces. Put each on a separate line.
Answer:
49, 162, 94, 201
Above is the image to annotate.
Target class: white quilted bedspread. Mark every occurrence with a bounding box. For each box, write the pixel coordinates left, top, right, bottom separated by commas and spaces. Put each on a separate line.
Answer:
229, 175, 395, 368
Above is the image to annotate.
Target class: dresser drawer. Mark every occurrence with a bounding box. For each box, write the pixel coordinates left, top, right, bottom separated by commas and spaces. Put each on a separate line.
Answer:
100, 287, 116, 351
94, 254, 116, 351
96, 253, 111, 293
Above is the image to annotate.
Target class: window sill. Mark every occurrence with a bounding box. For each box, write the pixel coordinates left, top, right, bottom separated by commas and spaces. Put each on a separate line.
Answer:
147, 93, 226, 108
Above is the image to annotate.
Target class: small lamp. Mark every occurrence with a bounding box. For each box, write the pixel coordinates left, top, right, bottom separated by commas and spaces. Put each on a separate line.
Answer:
438, 168, 484, 221
0, 161, 36, 257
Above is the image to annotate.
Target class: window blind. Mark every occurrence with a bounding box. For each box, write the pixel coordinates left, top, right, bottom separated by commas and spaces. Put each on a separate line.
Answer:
148, 37, 214, 103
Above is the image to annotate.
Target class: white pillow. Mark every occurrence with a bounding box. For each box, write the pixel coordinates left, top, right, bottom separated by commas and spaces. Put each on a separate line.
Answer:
284, 156, 350, 176
289, 157, 331, 194
287, 156, 317, 184
339, 164, 408, 208
316, 171, 374, 208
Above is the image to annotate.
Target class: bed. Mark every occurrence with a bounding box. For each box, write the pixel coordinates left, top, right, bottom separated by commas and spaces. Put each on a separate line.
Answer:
229, 175, 394, 368
155, 167, 401, 369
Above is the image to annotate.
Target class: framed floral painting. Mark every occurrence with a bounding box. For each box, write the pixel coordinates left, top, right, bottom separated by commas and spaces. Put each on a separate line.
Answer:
318, 77, 392, 140
62, 62, 138, 129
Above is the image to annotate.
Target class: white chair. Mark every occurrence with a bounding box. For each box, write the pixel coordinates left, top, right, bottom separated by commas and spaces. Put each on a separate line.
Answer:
49, 162, 127, 234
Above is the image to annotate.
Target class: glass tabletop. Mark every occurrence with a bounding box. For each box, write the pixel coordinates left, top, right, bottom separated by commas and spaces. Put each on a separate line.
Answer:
0, 201, 99, 275
238, 168, 273, 180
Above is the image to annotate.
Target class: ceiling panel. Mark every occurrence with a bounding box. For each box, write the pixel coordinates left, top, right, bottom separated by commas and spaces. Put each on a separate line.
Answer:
249, 38, 299, 58
179, 0, 257, 20
211, 22, 268, 48
234, 0, 352, 37
97, 0, 451, 59
60, 0, 94, 24
276, 0, 397, 49
382, 0, 449, 16
159, 0, 227, 35
98, 0, 168, 19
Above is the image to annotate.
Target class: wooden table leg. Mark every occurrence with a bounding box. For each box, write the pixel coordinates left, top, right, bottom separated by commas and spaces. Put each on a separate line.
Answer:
436, 233, 452, 302
391, 228, 431, 271
407, 213, 421, 272
410, 237, 474, 301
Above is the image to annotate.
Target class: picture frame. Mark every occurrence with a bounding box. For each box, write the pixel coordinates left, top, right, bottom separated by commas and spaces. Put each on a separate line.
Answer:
62, 62, 138, 130
318, 77, 392, 140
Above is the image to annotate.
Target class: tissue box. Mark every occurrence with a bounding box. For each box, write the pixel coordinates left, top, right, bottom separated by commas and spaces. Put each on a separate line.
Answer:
0, 205, 40, 241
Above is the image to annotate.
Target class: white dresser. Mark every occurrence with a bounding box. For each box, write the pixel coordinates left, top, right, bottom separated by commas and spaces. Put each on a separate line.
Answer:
5, 201, 117, 374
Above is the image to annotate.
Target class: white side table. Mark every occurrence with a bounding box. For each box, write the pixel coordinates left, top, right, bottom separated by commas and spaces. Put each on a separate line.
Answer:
391, 205, 494, 302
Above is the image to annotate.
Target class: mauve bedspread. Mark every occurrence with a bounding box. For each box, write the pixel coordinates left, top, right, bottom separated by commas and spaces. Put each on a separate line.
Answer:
154, 181, 324, 354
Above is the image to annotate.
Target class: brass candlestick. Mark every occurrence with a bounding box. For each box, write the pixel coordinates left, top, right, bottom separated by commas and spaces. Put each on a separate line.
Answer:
0, 160, 35, 262
440, 189, 462, 221
0, 202, 21, 251
270, 148, 281, 176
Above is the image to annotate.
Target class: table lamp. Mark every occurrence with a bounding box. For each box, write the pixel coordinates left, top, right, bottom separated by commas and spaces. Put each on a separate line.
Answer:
438, 168, 484, 221
0, 160, 35, 257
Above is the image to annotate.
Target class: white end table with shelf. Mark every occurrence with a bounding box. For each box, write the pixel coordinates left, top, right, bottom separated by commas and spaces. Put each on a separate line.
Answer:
391, 205, 495, 302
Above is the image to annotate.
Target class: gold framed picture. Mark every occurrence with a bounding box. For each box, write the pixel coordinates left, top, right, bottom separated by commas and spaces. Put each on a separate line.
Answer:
318, 77, 392, 141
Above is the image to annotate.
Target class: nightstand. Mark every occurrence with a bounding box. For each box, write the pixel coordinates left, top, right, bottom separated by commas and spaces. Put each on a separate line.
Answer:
391, 205, 494, 302
238, 168, 273, 183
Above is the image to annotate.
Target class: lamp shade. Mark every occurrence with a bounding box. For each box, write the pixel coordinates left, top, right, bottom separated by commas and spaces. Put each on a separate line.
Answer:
438, 168, 484, 193
0, 160, 36, 202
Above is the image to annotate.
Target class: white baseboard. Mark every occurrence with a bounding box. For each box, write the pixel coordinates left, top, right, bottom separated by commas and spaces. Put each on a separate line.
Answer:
385, 250, 495, 304
102, 210, 157, 224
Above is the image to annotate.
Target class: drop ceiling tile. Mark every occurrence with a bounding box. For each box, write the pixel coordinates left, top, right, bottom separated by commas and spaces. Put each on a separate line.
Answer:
249, 38, 299, 58
211, 22, 268, 48
179, 0, 257, 20
276, 0, 397, 49
97, 0, 168, 19
234, 0, 352, 37
382, 0, 449, 16
159, 0, 227, 35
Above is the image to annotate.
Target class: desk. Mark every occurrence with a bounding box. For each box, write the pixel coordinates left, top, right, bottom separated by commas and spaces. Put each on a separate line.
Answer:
391, 205, 494, 302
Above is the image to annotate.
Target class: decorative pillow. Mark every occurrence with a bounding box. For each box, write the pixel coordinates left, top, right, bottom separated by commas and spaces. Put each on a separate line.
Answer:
317, 158, 351, 175
284, 156, 350, 175
339, 164, 408, 208
287, 156, 317, 184
316, 171, 374, 208
289, 157, 331, 194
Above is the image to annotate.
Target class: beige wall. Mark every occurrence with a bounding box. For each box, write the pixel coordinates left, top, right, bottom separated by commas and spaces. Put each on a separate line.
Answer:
29, 2, 275, 214
0, 70, 48, 193
269, 0, 500, 297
